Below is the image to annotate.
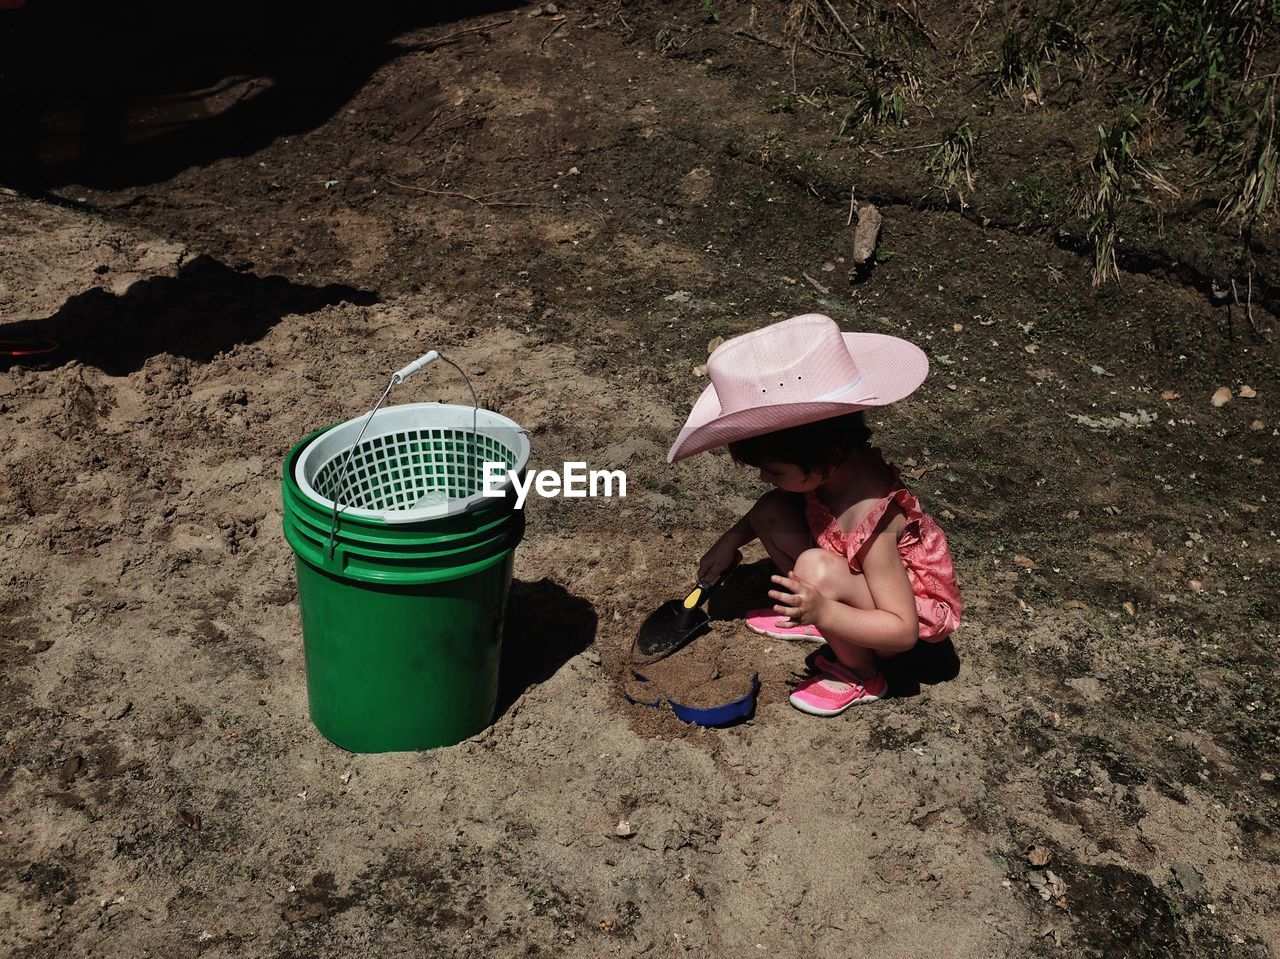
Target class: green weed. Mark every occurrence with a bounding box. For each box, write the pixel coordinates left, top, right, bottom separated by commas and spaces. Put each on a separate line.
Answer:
1082, 114, 1138, 286
840, 77, 909, 128
1126, 0, 1280, 223
837, 51, 920, 130
926, 122, 977, 205
767, 94, 799, 115
996, 0, 1098, 102
1013, 171, 1071, 223
1221, 82, 1279, 225
1080, 109, 1178, 284
1127, 0, 1278, 146
776, 2, 924, 135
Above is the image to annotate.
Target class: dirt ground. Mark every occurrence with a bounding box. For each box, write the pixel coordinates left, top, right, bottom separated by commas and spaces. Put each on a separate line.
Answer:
2, 3, 1278, 957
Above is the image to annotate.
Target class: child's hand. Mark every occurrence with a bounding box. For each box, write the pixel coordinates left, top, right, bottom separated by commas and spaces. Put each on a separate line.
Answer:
768, 572, 829, 627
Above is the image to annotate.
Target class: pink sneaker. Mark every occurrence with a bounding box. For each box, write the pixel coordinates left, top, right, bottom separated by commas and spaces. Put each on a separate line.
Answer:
746, 609, 825, 643
789, 655, 887, 716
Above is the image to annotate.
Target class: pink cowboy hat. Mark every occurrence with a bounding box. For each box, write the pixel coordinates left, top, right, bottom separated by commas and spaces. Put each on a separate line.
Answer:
667, 313, 928, 462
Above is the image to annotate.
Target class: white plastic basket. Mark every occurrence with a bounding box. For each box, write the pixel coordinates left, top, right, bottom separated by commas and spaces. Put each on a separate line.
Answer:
296, 402, 530, 523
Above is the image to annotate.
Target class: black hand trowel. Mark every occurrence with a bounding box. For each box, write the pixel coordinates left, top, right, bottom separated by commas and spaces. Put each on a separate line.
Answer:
630, 554, 741, 666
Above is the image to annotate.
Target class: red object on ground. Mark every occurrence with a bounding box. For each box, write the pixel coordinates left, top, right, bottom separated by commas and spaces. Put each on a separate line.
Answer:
1, 337, 60, 357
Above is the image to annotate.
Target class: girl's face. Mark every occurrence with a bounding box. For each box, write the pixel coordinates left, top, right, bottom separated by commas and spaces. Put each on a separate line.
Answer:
757, 461, 824, 493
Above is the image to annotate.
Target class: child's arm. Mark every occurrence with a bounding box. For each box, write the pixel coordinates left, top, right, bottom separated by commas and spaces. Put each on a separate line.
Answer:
771, 525, 919, 654
697, 513, 754, 581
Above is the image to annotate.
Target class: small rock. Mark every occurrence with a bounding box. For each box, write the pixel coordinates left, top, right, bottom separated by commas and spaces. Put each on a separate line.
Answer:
1239, 384, 1256, 398
693, 364, 708, 377
707, 336, 724, 354
851, 203, 882, 266
615, 818, 635, 838
1171, 862, 1205, 898
1260, 771, 1275, 782
1065, 677, 1104, 702
104, 700, 133, 721
1211, 386, 1232, 407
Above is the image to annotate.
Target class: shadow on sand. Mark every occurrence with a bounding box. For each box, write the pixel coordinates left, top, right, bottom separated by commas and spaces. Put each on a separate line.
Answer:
496, 578, 598, 719
1, 254, 377, 376
0, 1, 521, 190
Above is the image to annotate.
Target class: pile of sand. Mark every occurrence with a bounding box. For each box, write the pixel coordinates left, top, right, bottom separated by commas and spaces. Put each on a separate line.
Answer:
625, 622, 759, 712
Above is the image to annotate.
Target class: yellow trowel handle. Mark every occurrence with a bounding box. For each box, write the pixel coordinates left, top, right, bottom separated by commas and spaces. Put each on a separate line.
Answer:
682, 552, 742, 610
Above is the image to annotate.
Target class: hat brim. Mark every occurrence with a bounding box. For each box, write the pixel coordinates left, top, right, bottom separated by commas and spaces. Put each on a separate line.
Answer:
666, 332, 928, 463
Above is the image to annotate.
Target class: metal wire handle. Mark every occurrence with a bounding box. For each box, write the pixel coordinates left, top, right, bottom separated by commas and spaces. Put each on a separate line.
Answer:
325, 351, 480, 559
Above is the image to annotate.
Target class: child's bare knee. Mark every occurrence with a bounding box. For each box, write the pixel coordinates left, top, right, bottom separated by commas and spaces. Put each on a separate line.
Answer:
793, 548, 845, 589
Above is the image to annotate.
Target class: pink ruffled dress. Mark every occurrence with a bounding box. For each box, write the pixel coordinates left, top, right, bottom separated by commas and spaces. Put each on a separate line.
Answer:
804, 462, 962, 644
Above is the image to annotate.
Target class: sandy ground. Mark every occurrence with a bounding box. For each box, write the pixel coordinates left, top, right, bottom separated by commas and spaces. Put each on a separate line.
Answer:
2, 3, 1279, 957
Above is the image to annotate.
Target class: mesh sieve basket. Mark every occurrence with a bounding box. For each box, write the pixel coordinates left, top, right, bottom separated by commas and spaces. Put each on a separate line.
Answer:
295, 403, 530, 524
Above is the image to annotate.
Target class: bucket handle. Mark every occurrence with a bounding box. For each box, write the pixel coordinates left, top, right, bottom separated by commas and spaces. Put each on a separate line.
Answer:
326, 351, 482, 559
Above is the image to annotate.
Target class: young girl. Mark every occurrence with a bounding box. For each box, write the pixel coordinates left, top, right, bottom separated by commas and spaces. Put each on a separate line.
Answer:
667, 313, 962, 716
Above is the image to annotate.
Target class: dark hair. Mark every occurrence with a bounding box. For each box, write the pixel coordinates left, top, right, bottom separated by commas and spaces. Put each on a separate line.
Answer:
728, 411, 872, 475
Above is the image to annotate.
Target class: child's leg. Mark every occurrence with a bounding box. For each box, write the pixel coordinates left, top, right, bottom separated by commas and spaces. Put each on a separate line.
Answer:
745, 490, 812, 573
790, 548, 904, 678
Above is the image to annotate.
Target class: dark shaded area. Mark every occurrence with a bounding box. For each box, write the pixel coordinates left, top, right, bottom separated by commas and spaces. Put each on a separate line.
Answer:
496, 577, 597, 718
800, 639, 960, 699
706, 558, 774, 620
881, 637, 961, 698
0, 1, 521, 190
1016, 854, 1248, 959
1, 254, 376, 375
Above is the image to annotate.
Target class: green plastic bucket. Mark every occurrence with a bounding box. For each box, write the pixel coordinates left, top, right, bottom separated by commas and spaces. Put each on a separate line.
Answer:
282, 402, 529, 753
